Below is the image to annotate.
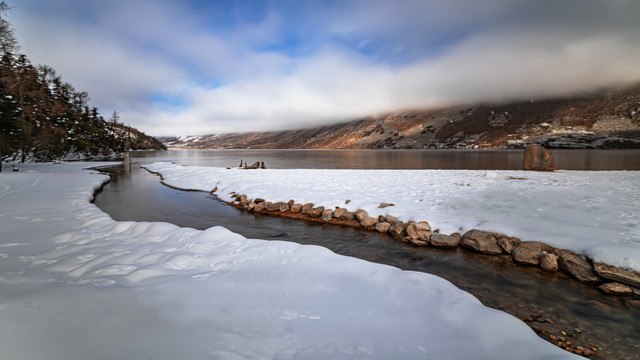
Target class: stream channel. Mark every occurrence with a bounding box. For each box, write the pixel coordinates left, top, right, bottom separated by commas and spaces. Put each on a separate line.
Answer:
93, 149, 640, 359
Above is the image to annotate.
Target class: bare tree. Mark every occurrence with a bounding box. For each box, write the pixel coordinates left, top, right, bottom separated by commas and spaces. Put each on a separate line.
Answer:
0, 1, 19, 56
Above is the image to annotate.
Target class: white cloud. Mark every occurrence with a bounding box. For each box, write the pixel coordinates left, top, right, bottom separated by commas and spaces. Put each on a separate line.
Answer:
140, 30, 640, 136
11, 0, 640, 137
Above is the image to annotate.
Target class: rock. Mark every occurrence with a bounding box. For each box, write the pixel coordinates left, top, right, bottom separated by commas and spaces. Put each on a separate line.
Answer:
333, 208, 347, 219
377, 215, 386, 222
355, 209, 369, 222
264, 202, 279, 212
340, 211, 356, 221
308, 206, 325, 218
290, 204, 302, 213
385, 215, 399, 224
593, 262, 640, 288
321, 209, 333, 222
462, 230, 503, 255
248, 202, 256, 210
301, 203, 314, 214
556, 250, 602, 284
360, 216, 378, 228
265, 201, 286, 211
540, 253, 559, 272
430, 233, 461, 248
599, 282, 634, 296
254, 198, 265, 203
523, 144, 554, 171
345, 200, 351, 204
406, 221, 432, 242
378, 203, 395, 208
512, 241, 553, 266
375, 222, 391, 233
409, 238, 429, 246
497, 237, 521, 254
253, 202, 266, 212
278, 202, 290, 212
287, 199, 295, 207
389, 222, 407, 239
239, 195, 249, 206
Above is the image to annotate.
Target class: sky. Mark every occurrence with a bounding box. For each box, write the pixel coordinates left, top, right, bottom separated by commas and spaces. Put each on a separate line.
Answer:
10, 0, 640, 137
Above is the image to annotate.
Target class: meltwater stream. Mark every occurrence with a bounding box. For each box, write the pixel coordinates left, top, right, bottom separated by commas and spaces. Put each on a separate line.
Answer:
93, 151, 640, 359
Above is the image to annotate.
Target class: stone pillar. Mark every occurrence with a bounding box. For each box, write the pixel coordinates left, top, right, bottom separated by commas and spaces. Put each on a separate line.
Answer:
523, 144, 554, 171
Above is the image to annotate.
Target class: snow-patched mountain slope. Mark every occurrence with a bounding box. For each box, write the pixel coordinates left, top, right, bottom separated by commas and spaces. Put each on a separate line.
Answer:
164, 82, 640, 150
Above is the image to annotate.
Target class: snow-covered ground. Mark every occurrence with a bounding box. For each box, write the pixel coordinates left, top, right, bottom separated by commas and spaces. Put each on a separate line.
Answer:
145, 163, 640, 273
0, 162, 581, 359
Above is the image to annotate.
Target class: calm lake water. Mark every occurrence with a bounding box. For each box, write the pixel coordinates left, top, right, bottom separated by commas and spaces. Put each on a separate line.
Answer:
124, 148, 640, 170
94, 149, 640, 359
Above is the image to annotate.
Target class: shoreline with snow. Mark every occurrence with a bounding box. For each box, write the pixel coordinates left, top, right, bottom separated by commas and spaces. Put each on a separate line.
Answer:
0, 162, 586, 359
144, 163, 640, 276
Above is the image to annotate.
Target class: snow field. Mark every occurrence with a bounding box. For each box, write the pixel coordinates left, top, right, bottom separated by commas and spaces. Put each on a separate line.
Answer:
0, 162, 583, 359
144, 163, 640, 273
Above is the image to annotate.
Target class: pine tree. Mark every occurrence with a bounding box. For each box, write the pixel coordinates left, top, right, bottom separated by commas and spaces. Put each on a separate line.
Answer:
0, 2, 165, 163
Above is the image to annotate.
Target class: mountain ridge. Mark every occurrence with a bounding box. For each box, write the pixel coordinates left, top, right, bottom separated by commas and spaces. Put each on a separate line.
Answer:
164, 82, 640, 150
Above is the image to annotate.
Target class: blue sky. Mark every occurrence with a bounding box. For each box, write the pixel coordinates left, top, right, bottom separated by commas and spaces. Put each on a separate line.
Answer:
11, 0, 640, 136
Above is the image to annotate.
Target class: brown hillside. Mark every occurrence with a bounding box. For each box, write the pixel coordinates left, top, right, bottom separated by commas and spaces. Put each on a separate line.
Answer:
166, 83, 640, 150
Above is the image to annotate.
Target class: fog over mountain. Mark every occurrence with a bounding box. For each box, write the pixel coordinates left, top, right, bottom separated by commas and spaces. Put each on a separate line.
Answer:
12, 0, 640, 136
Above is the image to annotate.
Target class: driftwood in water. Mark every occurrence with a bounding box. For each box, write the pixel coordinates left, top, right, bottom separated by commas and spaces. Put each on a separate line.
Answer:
241, 161, 267, 169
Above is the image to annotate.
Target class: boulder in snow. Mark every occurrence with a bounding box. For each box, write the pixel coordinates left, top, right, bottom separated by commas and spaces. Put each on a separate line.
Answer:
593, 262, 640, 288
355, 209, 369, 222
497, 236, 521, 254
462, 230, 503, 255
430, 233, 461, 248
556, 250, 602, 284
539, 253, 559, 272
389, 221, 407, 239
309, 206, 324, 218
375, 222, 391, 233
301, 203, 314, 214
406, 221, 432, 242
360, 216, 378, 228
512, 241, 553, 266
385, 215, 399, 224
321, 209, 333, 222
278, 202, 290, 212
333, 208, 347, 219
265, 202, 279, 212
378, 203, 395, 208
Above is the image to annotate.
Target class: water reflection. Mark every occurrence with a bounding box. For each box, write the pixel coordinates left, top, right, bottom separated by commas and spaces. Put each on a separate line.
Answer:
126, 149, 640, 170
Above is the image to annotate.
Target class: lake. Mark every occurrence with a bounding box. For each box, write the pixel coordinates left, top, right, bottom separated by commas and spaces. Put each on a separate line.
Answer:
124, 148, 640, 170
94, 149, 640, 359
